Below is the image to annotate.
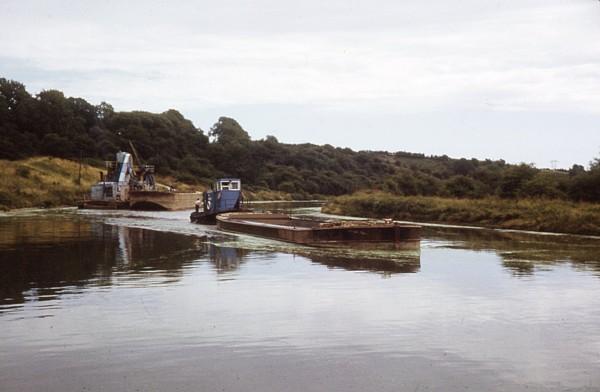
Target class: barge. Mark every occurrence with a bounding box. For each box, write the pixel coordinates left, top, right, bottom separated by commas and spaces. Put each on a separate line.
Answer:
80, 150, 199, 211
216, 212, 421, 249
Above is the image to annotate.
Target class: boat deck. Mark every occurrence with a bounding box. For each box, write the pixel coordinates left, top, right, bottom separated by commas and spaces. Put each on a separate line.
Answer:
216, 213, 421, 249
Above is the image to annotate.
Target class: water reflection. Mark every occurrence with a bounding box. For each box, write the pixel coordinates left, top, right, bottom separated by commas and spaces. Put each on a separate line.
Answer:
0, 218, 202, 312
425, 226, 600, 277
0, 215, 420, 313
208, 244, 251, 274
308, 254, 419, 276
316, 206, 600, 277
2, 210, 600, 392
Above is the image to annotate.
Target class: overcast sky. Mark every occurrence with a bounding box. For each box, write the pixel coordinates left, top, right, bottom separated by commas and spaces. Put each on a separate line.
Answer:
1, 0, 600, 168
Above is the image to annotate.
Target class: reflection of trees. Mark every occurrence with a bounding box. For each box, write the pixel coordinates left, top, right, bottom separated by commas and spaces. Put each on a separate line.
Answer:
0, 214, 421, 313
0, 218, 205, 310
425, 226, 600, 277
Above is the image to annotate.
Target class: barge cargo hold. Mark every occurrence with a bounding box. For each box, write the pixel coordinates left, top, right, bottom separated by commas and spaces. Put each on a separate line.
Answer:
216, 212, 421, 249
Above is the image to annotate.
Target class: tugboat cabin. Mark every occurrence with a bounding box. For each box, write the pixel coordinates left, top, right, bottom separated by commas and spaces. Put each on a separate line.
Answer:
192, 178, 244, 224
215, 178, 241, 192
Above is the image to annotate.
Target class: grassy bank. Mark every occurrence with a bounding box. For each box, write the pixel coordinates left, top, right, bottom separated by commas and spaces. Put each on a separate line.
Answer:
323, 191, 600, 236
0, 157, 203, 210
0, 157, 100, 210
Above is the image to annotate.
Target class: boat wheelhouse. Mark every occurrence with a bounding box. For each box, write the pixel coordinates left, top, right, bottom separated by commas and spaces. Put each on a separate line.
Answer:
190, 178, 246, 224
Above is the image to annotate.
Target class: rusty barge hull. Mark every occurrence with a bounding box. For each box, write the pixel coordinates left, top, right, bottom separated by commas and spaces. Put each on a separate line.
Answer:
78, 200, 130, 210
80, 192, 199, 211
191, 208, 252, 224
129, 191, 198, 211
216, 213, 421, 249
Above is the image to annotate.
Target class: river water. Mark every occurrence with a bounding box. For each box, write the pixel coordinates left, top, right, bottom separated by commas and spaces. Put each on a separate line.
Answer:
1, 204, 599, 391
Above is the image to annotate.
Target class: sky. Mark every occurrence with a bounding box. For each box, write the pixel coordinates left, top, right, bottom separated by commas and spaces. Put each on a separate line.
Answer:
1, 0, 600, 168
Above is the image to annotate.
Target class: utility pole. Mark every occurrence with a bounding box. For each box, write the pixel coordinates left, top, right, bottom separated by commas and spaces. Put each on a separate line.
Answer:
76, 150, 83, 206
78, 150, 83, 196
550, 160, 558, 170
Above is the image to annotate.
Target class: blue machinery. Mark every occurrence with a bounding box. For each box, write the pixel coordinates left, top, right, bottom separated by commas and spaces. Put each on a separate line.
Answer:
190, 178, 245, 224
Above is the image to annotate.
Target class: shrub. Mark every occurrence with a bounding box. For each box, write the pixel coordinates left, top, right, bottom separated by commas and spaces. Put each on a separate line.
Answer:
16, 166, 30, 178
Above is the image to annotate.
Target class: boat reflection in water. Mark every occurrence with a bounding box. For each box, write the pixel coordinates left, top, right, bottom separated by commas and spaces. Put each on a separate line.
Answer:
0, 215, 420, 313
3, 211, 598, 316
207, 244, 251, 274
307, 254, 420, 275
2, 211, 600, 392
0, 219, 204, 312
207, 242, 420, 277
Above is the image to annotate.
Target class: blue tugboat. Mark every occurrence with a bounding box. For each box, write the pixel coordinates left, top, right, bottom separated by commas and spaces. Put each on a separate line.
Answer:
190, 178, 247, 224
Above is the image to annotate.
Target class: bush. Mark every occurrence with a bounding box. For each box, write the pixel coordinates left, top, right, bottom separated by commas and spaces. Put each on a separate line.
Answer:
323, 192, 600, 236
16, 166, 30, 178
0, 190, 18, 209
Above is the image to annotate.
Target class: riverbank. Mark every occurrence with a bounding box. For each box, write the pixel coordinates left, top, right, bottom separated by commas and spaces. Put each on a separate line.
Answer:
322, 191, 600, 236
0, 157, 99, 210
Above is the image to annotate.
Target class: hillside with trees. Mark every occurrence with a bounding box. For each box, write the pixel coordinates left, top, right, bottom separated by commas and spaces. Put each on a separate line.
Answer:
1, 77, 599, 202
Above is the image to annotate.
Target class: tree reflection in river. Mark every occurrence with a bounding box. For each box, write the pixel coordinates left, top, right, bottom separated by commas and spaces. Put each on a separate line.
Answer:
0, 218, 203, 311
2, 211, 600, 392
424, 226, 600, 277
4, 209, 599, 314
0, 215, 422, 313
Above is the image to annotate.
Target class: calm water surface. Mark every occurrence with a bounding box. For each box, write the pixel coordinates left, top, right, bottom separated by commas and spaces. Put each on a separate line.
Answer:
1, 206, 600, 391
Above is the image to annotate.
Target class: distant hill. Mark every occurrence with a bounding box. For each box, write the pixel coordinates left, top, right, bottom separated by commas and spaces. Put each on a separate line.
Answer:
1, 77, 599, 202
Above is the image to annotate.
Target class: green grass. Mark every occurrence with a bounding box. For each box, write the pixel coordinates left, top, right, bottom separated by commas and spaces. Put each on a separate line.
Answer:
323, 191, 600, 236
0, 157, 101, 210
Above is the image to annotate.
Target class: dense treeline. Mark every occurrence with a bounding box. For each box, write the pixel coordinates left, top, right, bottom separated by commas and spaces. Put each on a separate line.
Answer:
0, 78, 212, 177
1, 77, 599, 201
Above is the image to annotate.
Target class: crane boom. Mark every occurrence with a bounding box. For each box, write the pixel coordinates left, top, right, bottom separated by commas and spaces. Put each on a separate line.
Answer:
128, 140, 143, 166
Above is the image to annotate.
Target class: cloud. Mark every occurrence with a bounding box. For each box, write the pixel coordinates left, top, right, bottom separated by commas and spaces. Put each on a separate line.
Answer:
1, 0, 600, 166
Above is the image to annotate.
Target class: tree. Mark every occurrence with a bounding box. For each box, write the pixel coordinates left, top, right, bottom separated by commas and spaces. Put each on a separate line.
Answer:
444, 175, 482, 198
95, 102, 114, 122
209, 117, 250, 145
520, 171, 566, 199
0, 78, 30, 116
498, 164, 537, 198
452, 158, 475, 176
569, 164, 586, 177
590, 156, 600, 171
3, 77, 600, 202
